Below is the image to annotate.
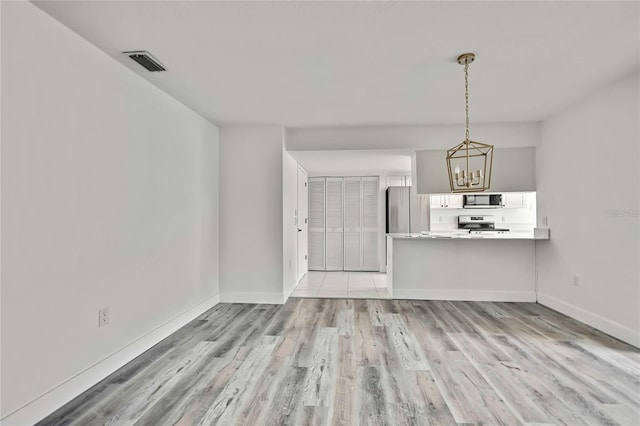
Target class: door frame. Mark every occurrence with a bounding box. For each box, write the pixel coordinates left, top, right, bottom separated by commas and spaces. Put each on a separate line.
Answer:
296, 165, 309, 281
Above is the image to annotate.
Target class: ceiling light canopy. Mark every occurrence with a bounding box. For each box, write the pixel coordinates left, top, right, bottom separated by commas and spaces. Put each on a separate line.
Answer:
446, 53, 494, 193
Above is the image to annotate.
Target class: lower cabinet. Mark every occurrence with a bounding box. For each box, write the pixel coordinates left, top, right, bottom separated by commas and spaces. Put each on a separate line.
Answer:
308, 176, 379, 271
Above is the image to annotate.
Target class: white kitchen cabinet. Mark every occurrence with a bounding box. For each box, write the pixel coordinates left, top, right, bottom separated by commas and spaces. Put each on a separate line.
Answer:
430, 194, 463, 209
502, 193, 525, 209
447, 195, 463, 208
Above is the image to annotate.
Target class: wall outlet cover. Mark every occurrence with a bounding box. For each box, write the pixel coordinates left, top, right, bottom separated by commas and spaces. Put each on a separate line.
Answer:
99, 307, 109, 327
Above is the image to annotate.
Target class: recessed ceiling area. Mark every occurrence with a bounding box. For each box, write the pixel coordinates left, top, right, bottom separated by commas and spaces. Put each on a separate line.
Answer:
33, 1, 639, 128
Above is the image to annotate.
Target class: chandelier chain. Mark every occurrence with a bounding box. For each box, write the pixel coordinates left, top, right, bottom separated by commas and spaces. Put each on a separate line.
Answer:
464, 63, 470, 141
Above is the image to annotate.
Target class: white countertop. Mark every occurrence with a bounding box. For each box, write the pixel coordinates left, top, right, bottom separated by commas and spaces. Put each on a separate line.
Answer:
387, 229, 550, 240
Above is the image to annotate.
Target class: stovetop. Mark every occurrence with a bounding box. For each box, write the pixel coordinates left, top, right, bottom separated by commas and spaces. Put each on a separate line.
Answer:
458, 216, 510, 233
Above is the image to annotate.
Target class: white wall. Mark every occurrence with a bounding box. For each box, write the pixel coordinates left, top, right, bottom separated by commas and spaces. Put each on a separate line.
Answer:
415, 147, 537, 194
536, 71, 640, 346
390, 238, 536, 302
1, 1, 219, 421
283, 150, 299, 297
219, 126, 285, 304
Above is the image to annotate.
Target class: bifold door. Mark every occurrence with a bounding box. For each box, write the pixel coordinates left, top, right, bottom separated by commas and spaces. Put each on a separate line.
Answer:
308, 177, 326, 271
361, 177, 379, 270
344, 177, 362, 270
325, 178, 344, 271
308, 176, 379, 272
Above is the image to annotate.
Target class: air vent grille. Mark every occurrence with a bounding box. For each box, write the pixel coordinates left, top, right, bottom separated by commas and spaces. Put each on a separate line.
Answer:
123, 51, 166, 72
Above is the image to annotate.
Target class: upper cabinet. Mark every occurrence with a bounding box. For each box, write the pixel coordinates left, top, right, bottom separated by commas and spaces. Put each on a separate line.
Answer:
429, 194, 463, 209
447, 195, 463, 208
501, 193, 525, 209
429, 192, 532, 210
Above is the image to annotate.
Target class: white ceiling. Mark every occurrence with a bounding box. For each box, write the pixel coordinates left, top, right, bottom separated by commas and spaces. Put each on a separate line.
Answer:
33, 1, 639, 128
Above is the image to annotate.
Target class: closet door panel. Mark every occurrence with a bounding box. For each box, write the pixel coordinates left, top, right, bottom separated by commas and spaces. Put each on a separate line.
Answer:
362, 177, 379, 271
308, 177, 325, 270
325, 177, 344, 271
343, 177, 362, 271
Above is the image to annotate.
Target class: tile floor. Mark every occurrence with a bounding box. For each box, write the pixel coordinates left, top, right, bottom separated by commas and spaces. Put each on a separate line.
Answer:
290, 271, 391, 299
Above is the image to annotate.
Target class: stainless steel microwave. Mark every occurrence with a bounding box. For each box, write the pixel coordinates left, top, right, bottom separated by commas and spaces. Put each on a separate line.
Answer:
463, 194, 502, 208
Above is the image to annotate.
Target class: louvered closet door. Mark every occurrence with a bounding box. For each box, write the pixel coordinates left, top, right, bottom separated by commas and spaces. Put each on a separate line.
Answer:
362, 177, 379, 271
308, 177, 325, 271
325, 177, 344, 271
343, 177, 362, 271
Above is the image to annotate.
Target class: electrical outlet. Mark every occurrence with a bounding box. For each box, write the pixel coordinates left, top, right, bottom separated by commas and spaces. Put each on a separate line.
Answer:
572, 275, 579, 287
98, 307, 109, 327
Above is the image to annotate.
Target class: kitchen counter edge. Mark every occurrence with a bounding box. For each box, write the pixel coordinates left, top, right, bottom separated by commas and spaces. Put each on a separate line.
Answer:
386, 230, 550, 240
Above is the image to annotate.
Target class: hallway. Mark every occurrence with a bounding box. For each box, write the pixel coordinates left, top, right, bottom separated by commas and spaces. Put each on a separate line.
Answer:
291, 272, 391, 299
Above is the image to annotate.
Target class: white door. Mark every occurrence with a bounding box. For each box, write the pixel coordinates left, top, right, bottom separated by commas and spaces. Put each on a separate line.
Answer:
308, 177, 325, 271
344, 177, 362, 271
362, 177, 379, 271
308, 175, 378, 272
297, 166, 309, 280
325, 177, 344, 271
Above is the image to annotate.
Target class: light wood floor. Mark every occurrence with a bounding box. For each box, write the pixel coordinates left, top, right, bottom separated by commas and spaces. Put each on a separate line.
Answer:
38, 299, 640, 425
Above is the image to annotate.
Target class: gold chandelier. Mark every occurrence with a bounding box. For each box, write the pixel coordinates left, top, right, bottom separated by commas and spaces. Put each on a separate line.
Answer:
446, 53, 493, 193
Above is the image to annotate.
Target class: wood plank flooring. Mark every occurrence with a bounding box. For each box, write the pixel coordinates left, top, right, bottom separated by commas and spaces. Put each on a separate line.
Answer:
38, 299, 640, 426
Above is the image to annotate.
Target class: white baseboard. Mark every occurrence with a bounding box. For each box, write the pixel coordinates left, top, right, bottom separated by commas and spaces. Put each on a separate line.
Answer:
283, 276, 301, 301
537, 293, 640, 348
0, 295, 220, 426
220, 291, 284, 304
392, 289, 537, 302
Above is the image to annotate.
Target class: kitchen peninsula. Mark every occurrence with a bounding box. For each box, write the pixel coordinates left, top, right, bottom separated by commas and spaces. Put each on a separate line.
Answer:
386, 230, 549, 301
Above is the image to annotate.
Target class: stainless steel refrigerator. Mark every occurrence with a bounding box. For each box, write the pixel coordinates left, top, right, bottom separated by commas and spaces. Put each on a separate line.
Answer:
386, 186, 412, 233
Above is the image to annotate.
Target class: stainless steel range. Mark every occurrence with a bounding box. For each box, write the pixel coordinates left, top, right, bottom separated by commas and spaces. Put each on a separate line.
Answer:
458, 215, 510, 234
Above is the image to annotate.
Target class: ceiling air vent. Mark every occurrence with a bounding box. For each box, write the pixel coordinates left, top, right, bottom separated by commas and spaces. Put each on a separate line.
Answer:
123, 51, 166, 72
